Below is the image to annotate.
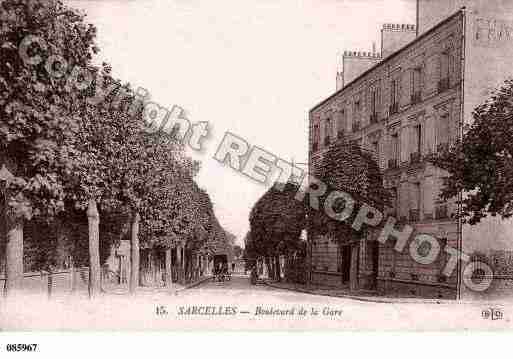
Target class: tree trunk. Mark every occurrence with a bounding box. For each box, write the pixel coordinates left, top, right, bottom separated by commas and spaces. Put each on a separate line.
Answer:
176, 245, 182, 282
129, 210, 140, 294
165, 249, 172, 288
87, 199, 101, 298
265, 257, 272, 280
4, 217, 23, 297
70, 256, 76, 293
275, 256, 281, 282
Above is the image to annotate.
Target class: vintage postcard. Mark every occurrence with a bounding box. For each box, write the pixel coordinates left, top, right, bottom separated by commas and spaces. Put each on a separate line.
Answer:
2, 0, 513, 340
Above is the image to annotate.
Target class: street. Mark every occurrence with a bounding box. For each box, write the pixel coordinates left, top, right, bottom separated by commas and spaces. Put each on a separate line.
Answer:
2, 274, 511, 331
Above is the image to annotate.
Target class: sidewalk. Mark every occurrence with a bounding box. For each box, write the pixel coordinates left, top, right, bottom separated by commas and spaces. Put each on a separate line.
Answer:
263, 280, 477, 304
102, 276, 212, 296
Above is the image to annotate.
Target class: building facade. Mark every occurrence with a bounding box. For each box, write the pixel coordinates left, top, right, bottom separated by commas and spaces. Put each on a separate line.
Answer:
308, 1, 513, 299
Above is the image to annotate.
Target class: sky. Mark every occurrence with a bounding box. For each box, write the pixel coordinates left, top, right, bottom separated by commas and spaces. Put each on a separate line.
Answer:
68, 0, 416, 246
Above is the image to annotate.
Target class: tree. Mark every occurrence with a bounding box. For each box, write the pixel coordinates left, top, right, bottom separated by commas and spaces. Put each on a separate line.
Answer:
0, 0, 99, 296
433, 79, 513, 225
310, 140, 389, 243
105, 104, 188, 293
249, 182, 307, 280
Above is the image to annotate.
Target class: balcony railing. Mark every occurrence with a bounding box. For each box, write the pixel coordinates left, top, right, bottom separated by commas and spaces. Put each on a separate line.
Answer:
435, 204, 448, 220
409, 209, 420, 222
324, 136, 331, 147
388, 158, 398, 169
411, 91, 422, 105
389, 103, 399, 115
438, 78, 450, 93
370, 112, 378, 124
410, 151, 421, 164
352, 121, 361, 132
424, 212, 433, 220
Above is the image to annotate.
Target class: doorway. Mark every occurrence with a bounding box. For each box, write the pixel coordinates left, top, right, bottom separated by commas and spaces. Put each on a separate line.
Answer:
370, 240, 379, 288
341, 245, 351, 283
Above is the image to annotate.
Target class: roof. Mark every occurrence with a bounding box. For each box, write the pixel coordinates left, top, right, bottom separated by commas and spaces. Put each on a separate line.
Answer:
310, 8, 465, 113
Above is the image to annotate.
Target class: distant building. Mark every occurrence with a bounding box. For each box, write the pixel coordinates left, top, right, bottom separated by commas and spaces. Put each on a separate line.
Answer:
308, 1, 513, 299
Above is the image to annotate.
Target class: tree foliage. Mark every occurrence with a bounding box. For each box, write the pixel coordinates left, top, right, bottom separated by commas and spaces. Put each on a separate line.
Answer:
0, 0, 228, 284
249, 182, 307, 258
310, 140, 389, 242
433, 79, 513, 225
0, 0, 98, 220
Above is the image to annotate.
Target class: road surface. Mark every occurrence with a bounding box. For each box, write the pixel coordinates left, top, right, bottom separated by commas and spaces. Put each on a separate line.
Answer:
1, 274, 510, 330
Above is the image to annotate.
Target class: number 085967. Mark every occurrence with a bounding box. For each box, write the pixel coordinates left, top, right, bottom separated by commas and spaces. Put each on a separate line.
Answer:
6, 344, 38, 352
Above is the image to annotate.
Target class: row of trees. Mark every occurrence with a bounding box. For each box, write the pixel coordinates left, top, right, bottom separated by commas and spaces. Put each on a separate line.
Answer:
0, 0, 226, 297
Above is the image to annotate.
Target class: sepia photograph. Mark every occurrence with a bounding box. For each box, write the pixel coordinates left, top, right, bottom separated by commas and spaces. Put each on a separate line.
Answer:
1, 0, 513, 349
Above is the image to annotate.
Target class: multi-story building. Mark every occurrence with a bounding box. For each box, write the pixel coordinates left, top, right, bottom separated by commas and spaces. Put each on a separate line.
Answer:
308, 1, 513, 299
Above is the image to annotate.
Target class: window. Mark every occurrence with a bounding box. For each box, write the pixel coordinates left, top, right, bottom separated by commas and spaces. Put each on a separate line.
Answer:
411, 124, 422, 160
337, 109, 346, 138
354, 100, 361, 114
324, 118, 333, 146
390, 79, 399, 114
414, 182, 421, 210
416, 125, 422, 153
370, 87, 380, 122
391, 133, 399, 161
372, 140, 379, 162
352, 100, 361, 131
312, 124, 320, 151
439, 50, 452, 92
388, 133, 399, 169
440, 52, 449, 77
410, 182, 421, 222
391, 187, 398, 214
436, 113, 450, 150
391, 79, 397, 104
372, 88, 379, 113
411, 67, 422, 103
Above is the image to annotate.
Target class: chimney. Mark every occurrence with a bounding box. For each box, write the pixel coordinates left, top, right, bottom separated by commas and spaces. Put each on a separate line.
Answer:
381, 23, 416, 58
337, 50, 382, 89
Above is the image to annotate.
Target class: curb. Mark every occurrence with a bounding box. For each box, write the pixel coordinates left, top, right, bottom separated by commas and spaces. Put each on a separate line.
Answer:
263, 281, 397, 303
